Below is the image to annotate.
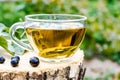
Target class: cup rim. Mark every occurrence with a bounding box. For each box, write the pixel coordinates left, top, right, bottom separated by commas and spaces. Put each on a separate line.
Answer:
25, 14, 87, 22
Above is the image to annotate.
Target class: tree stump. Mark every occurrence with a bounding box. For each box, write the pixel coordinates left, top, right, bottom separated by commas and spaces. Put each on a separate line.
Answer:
0, 49, 86, 80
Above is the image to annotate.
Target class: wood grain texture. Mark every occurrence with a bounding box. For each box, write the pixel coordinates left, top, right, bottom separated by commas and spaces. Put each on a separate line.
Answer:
0, 64, 86, 80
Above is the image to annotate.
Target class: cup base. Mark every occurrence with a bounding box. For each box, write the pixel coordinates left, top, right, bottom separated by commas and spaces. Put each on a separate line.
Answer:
39, 56, 72, 63
31, 49, 81, 63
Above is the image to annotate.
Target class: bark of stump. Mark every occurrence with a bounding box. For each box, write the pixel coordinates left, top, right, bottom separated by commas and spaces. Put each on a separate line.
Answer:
0, 49, 86, 80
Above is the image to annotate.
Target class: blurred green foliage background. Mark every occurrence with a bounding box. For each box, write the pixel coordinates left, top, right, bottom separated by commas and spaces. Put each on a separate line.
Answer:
0, 0, 120, 64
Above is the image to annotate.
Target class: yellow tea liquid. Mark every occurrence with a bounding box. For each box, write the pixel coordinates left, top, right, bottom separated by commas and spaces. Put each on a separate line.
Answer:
26, 27, 85, 59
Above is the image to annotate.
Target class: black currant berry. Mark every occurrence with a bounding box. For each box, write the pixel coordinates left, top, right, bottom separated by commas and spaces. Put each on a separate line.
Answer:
0, 56, 5, 64
30, 57, 39, 67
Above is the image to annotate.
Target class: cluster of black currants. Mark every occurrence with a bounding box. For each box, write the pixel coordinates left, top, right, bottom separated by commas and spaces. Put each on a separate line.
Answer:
11, 56, 20, 67
0, 56, 39, 67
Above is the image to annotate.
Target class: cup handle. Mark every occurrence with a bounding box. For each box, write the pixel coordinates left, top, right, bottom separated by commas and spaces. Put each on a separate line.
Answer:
9, 22, 33, 51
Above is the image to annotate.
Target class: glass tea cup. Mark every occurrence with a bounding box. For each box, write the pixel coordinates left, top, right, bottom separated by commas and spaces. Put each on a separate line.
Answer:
9, 14, 87, 62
